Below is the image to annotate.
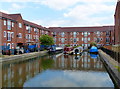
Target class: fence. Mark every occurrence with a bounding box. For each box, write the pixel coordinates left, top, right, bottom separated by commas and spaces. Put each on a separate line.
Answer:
101, 47, 120, 63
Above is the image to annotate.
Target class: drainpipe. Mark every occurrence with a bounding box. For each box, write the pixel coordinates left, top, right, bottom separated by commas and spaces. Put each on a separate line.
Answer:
0, 14, 2, 55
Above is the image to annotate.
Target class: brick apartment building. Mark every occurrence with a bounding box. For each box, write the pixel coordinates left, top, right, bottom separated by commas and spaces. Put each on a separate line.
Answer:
114, 0, 120, 45
0, 11, 49, 51
0, 11, 116, 53
48, 26, 114, 48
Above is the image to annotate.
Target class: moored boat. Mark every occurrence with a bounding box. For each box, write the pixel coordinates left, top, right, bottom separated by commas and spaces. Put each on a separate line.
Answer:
89, 46, 98, 54
73, 46, 83, 55
64, 47, 74, 54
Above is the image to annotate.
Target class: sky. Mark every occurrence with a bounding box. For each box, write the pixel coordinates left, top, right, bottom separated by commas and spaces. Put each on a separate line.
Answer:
0, 0, 117, 27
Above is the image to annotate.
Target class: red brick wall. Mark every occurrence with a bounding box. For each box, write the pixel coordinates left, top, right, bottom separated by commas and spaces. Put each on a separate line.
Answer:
115, 1, 120, 45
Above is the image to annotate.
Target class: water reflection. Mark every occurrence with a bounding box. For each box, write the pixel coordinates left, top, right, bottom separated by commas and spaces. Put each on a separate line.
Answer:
2, 52, 114, 87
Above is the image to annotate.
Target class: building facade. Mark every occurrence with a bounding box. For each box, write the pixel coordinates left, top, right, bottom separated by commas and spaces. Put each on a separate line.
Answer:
0, 11, 115, 52
0, 12, 49, 50
48, 26, 114, 48
114, 0, 120, 45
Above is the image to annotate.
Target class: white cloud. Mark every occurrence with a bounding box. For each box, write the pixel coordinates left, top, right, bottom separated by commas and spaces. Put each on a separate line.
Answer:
11, 3, 24, 9
0, 10, 9, 14
0, 0, 117, 27
63, 2, 116, 26
39, 0, 116, 10
32, 19, 67, 27
40, 0, 80, 10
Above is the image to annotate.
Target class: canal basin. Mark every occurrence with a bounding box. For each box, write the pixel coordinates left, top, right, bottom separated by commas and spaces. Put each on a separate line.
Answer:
2, 52, 115, 87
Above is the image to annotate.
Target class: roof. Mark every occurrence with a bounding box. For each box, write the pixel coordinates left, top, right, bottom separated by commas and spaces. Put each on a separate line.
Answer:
0, 11, 14, 20
23, 20, 44, 29
48, 26, 114, 32
0, 11, 49, 30
9, 14, 22, 20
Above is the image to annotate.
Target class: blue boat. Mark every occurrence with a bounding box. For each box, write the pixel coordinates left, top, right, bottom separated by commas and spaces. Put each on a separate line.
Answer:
89, 46, 98, 54
90, 53, 98, 59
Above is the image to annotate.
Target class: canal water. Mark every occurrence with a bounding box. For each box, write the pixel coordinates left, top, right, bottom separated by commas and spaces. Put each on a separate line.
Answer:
2, 52, 115, 87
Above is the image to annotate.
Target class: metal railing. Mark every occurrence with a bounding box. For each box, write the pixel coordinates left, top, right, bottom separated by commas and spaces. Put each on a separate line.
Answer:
101, 47, 120, 63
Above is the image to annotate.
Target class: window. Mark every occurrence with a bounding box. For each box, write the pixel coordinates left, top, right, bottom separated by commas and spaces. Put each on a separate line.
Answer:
73, 38, 77, 43
18, 33, 22, 38
82, 38, 84, 41
59, 38, 61, 41
4, 31, 6, 37
84, 38, 87, 43
7, 32, 11, 41
61, 32, 65, 37
84, 32, 88, 36
88, 32, 90, 35
4, 43, 7, 46
106, 38, 110, 43
11, 32, 14, 38
7, 43, 11, 49
26, 26, 31, 33
12, 22, 14, 27
88, 38, 90, 41
12, 43, 14, 48
4, 20, 6, 25
31, 35, 32, 39
106, 31, 110, 36
96, 38, 100, 43
61, 38, 64, 43
7, 20, 11, 30
82, 32, 83, 35
26, 34, 28, 39
54, 38, 56, 43
96, 31, 100, 36
19, 23, 22, 28
53, 32, 56, 37
73, 32, 77, 37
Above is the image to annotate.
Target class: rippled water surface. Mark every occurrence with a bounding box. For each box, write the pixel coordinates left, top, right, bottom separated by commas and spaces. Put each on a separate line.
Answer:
2, 52, 115, 87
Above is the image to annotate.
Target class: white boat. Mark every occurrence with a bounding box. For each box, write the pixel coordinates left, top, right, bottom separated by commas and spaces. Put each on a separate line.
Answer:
73, 46, 83, 55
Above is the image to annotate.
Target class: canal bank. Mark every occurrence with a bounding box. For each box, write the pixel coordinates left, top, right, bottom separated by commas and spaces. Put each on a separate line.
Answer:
99, 50, 120, 89
0, 51, 48, 63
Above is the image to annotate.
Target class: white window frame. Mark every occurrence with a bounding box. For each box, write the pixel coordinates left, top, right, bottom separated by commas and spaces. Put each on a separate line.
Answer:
4, 20, 6, 25
19, 23, 22, 28
4, 31, 7, 37
88, 38, 90, 41
11, 32, 14, 38
7, 20, 11, 30
7, 32, 11, 41
12, 43, 14, 49
12, 22, 14, 27
18, 33, 22, 38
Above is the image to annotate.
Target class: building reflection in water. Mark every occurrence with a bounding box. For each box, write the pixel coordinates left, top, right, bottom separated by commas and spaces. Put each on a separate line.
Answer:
2, 52, 105, 87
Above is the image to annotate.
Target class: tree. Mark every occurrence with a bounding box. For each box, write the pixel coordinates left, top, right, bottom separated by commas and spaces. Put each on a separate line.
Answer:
39, 35, 54, 45
90, 42, 97, 46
